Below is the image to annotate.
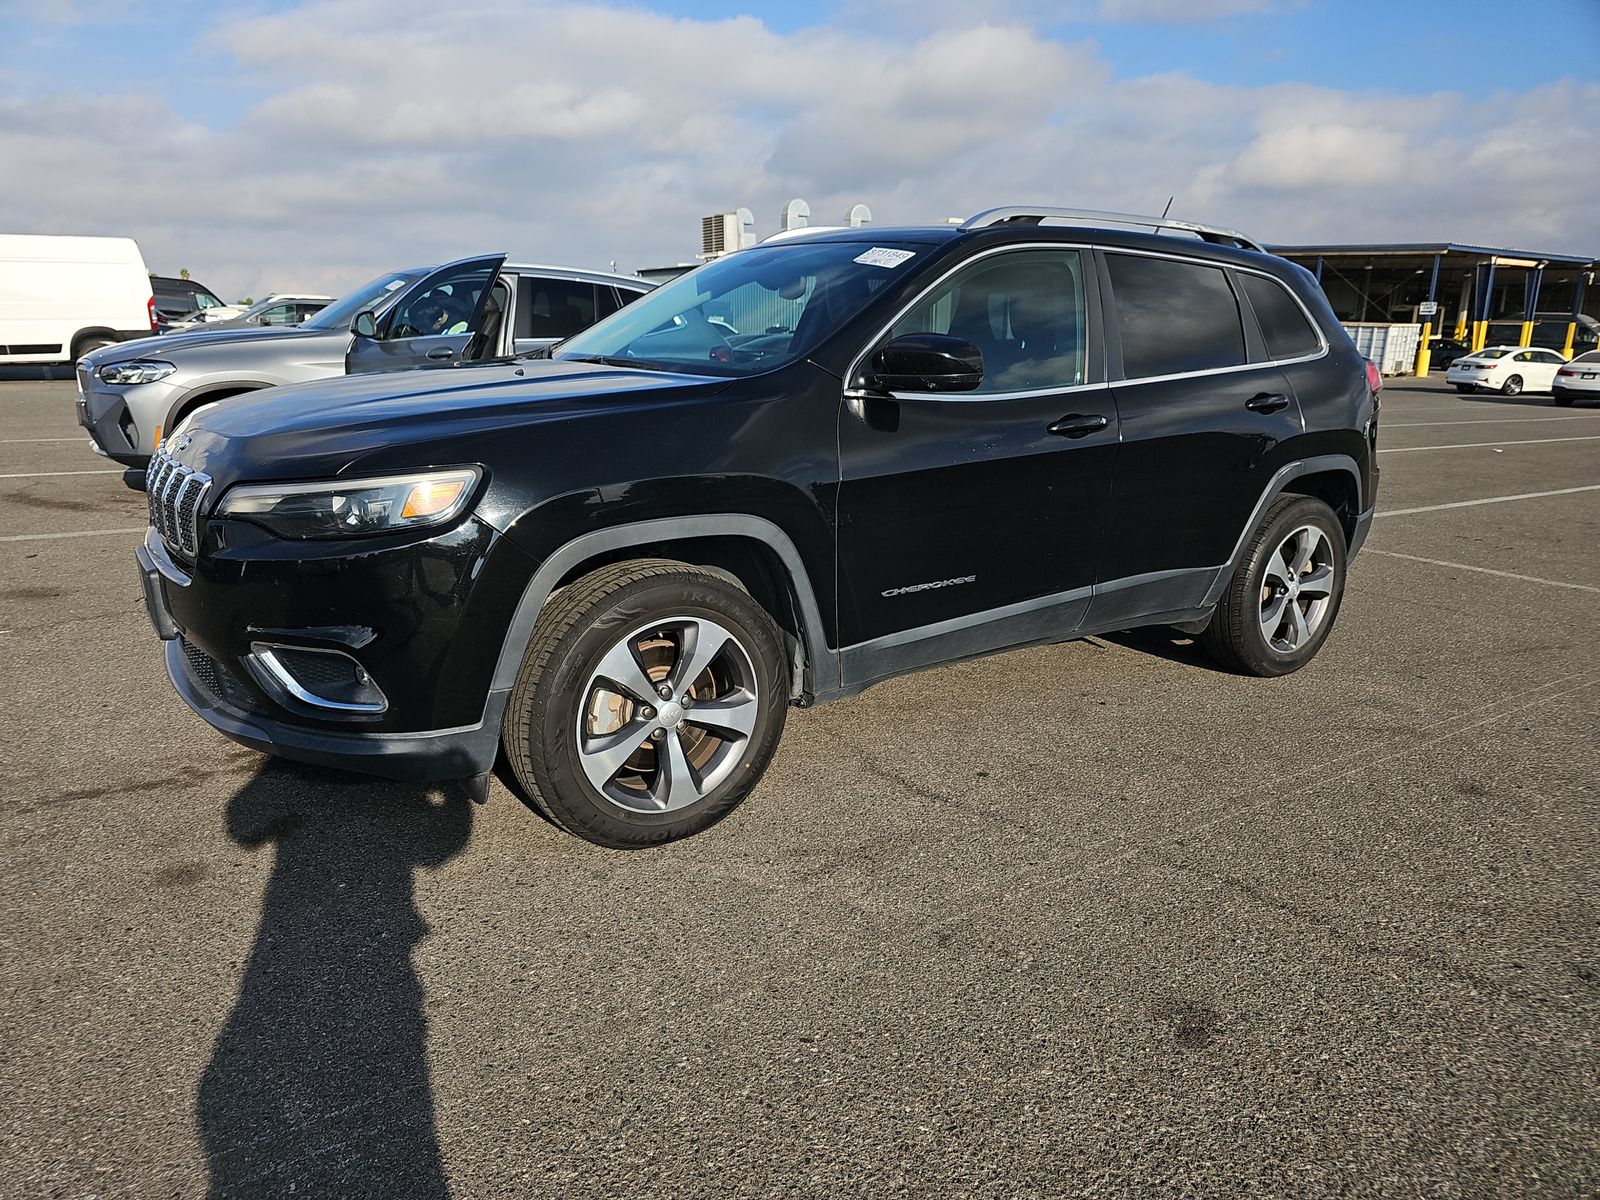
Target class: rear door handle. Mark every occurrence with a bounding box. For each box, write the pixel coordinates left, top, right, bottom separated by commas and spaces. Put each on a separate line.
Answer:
1047, 413, 1109, 439
1245, 392, 1290, 414
426, 347, 454, 361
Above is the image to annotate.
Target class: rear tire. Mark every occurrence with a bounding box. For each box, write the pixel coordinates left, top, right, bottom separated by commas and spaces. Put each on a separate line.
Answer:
501, 559, 788, 848
1197, 495, 1347, 677
1502, 374, 1523, 396
1552, 392, 1576, 407
1453, 383, 1472, 393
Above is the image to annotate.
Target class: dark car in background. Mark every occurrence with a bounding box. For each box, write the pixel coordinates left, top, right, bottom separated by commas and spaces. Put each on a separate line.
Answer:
1427, 336, 1470, 369
151, 275, 228, 332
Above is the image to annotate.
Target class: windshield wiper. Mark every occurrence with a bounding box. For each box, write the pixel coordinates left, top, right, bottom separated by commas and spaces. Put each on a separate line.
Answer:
561, 354, 671, 372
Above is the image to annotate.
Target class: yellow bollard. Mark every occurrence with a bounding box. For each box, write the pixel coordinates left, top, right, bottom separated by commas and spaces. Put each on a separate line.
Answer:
1414, 321, 1433, 376
1562, 322, 1577, 358
1518, 320, 1534, 348
1470, 320, 1488, 352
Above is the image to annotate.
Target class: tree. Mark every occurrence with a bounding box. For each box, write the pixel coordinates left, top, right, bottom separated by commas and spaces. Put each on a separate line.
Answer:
179, 268, 190, 280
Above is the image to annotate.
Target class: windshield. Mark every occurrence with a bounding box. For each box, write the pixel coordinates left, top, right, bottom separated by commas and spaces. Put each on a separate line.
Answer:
303, 270, 427, 331
554, 241, 922, 376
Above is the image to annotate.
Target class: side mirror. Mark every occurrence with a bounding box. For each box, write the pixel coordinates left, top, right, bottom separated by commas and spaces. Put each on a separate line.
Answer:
868, 333, 983, 393
351, 309, 378, 338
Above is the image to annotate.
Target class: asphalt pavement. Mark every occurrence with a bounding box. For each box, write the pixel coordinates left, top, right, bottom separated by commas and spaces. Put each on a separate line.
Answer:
1, 375, 1596, 1198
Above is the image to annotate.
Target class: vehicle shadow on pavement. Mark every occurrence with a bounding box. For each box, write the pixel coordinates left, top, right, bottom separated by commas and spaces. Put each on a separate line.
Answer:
196, 760, 473, 1199
1097, 627, 1225, 671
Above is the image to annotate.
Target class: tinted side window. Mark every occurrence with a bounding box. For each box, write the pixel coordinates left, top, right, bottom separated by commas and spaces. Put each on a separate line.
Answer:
1107, 254, 1246, 378
1239, 272, 1321, 359
889, 249, 1088, 393
520, 278, 600, 339
594, 287, 622, 321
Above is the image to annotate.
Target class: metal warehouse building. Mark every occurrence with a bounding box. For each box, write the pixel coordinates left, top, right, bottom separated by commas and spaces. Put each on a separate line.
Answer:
1269, 242, 1598, 373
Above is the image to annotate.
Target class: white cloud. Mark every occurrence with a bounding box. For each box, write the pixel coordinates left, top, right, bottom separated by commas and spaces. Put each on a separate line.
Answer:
0, 0, 1594, 302
1231, 122, 1409, 188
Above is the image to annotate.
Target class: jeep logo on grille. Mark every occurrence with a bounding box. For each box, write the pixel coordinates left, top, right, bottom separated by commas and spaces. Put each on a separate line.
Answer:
168, 433, 193, 453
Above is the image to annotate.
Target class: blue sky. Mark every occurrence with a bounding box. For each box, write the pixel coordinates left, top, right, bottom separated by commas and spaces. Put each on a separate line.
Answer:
2, 0, 1596, 298
7, 0, 1595, 120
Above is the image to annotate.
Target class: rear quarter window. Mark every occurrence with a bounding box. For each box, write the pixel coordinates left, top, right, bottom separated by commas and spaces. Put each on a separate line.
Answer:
1106, 254, 1246, 378
1238, 272, 1321, 359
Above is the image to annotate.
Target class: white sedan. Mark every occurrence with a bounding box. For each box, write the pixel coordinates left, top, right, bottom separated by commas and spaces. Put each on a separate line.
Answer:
1553, 350, 1600, 407
1446, 345, 1568, 396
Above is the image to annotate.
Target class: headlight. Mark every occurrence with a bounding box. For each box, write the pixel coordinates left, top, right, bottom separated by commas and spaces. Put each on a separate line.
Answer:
97, 360, 176, 385
216, 468, 482, 539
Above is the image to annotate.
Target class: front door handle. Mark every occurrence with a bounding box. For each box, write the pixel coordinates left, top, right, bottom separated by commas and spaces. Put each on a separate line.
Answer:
426, 347, 454, 361
1245, 392, 1290, 414
1047, 413, 1109, 439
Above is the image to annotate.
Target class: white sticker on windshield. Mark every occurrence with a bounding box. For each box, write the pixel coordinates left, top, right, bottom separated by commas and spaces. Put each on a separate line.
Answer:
383, 278, 406, 291
853, 247, 916, 269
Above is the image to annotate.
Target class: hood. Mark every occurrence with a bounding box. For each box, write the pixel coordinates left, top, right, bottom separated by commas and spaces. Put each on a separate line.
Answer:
173, 357, 732, 484
87, 323, 337, 367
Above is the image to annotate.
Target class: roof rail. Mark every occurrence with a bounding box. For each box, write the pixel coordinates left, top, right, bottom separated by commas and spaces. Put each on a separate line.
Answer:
960, 206, 1263, 253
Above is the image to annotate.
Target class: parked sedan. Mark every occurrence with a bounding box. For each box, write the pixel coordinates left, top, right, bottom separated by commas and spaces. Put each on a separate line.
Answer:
1445, 346, 1567, 396
1553, 350, 1600, 407
79, 256, 652, 467
167, 294, 334, 332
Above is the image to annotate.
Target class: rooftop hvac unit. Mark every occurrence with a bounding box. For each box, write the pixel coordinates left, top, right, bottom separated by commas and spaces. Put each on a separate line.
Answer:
699, 208, 755, 260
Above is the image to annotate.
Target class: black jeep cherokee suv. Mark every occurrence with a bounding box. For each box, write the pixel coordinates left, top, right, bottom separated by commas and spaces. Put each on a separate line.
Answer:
136, 206, 1379, 848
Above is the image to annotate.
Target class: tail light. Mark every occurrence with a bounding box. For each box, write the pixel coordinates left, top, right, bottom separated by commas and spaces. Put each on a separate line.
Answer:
1364, 360, 1382, 394
1557, 368, 1575, 376
148, 295, 158, 331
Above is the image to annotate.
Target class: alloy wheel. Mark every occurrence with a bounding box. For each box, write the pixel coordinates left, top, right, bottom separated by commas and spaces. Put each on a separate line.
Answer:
1258, 524, 1336, 653
575, 617, 761, 813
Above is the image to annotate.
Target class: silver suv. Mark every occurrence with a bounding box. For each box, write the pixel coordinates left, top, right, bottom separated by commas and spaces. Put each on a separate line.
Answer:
78, 255, 652, 467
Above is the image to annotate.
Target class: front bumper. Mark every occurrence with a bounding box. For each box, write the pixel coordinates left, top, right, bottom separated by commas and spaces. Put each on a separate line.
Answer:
164, 636, 508, 782
78, 370, 181, 464
138, 504, 538, 780
139, 530, 517, 782
1347, 505, 1375, 560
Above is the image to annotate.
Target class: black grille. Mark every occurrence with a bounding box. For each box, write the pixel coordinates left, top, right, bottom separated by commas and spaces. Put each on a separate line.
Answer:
146, 449, 212, 559
180, 640, 254, 709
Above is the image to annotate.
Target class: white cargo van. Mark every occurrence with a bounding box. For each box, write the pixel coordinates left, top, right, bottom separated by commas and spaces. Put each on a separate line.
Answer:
0, 234, 157, 365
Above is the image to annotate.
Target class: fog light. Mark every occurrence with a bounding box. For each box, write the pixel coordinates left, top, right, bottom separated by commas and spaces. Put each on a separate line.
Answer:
245, 643, 387, 714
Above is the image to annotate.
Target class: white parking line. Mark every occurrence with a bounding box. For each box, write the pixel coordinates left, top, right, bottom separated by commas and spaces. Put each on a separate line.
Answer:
1377, 434, 1600, 454
0, 526, 144, 544
1375, 485, 1600, 518
1385, 414, 1600, 428
0, 469, 122, 479
1369, 550, 1600, 595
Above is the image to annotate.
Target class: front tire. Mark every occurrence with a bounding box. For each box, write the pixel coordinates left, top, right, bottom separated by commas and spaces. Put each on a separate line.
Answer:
1198, 495, 1347, 677
1502, 374, 1523, 396
501, 559, 789, 848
